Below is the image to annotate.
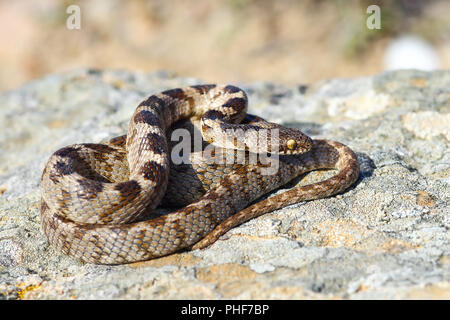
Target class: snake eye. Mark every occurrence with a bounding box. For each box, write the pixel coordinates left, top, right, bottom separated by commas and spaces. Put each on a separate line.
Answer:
287, 139, 296, 150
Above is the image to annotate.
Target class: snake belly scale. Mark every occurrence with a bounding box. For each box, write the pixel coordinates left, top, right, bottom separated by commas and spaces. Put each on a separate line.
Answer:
40, 84, 360, 264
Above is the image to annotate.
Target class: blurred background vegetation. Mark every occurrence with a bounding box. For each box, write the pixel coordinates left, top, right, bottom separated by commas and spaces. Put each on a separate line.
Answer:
0, 0, 448, 92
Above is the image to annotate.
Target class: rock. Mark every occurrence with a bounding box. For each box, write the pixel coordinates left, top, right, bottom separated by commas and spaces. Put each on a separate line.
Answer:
0, 69, 448, 299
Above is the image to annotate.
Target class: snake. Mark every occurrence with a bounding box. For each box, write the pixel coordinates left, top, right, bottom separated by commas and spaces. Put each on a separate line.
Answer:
40, 84, 360, 264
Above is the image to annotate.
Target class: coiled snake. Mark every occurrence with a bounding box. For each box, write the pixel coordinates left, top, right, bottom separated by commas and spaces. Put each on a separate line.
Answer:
40, 84, 359, 264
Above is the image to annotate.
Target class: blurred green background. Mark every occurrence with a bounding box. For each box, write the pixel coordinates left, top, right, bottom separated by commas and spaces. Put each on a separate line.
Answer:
0, 0, 448, 92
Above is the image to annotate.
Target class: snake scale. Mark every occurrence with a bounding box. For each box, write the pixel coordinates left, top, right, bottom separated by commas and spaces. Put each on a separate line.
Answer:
40, 84, 360, 264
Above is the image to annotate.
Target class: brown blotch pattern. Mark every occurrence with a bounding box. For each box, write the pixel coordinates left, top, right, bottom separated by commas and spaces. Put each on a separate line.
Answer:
203, 110, 225, 121
76, 178, 104, 199
55, 160, 72, 173
114, 180, 142, 200
144, 132, 167, 155
162, 88, 188, 100
53, 146, 79, 158
139, 95, 164, 109
133, 110, 160, 126
223, 85, 241, 94
109, 135, 127, 147
222, 97, 246, 113
140, 160, 166, 181
191, 84, 216, 94
83, 144, 116, 154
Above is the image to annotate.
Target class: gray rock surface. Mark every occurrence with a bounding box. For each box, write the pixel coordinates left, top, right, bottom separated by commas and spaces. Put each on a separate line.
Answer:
0, 68, 448, 299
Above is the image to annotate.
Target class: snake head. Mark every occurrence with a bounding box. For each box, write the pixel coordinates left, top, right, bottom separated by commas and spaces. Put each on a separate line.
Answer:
276, 126, 313, 155
241, 115, 313, 155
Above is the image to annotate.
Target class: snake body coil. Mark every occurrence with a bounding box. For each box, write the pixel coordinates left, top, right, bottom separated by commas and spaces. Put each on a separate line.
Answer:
40, 85, 359, 264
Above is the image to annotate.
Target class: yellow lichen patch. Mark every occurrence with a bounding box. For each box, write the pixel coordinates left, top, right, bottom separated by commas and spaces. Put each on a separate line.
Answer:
410, 78, 427, 88
353, 283, 371, 293
16, 283, 42, 299
438, 254, 450, 266
196, 263, 258, 284
404, 283, 450, 299
416, 190, 436, 207
196, 263, 261, 298
259, 285, 338, 299
400, 193, 414, 202
381, 239, 418, 254
313, 219, 373, 248
46, 120, 68, 129
128, 252, 202, 269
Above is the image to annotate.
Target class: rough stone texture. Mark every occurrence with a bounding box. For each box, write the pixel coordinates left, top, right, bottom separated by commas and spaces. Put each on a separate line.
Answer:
0, 69, 448, 300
